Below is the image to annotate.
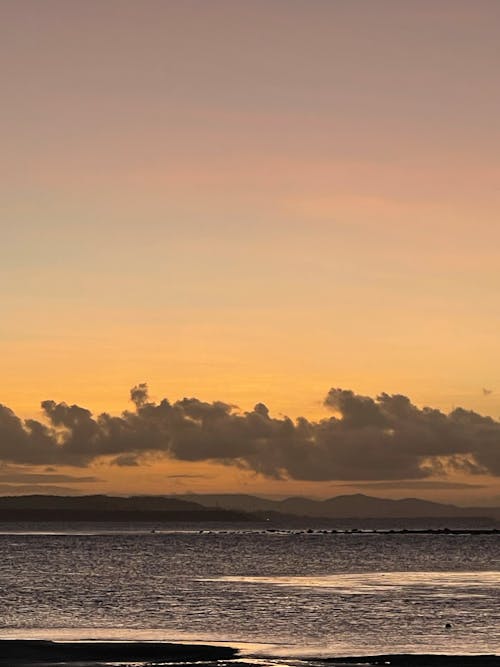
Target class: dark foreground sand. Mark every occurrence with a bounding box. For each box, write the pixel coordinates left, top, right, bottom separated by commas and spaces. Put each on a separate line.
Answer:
0, 640, 236, 664
0, 640, 499, 666
323, 656, 500, 666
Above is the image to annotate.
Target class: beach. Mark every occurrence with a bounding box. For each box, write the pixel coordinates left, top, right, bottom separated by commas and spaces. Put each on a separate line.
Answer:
1, 639, 500, 666
0, 527, 498, 665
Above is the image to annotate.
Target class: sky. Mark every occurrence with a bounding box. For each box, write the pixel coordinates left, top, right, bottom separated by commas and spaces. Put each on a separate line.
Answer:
1, 0, 500, 505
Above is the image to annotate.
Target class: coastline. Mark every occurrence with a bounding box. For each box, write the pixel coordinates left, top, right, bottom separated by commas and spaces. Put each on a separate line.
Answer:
0, 640, 499, 666
0, 639, 237, 664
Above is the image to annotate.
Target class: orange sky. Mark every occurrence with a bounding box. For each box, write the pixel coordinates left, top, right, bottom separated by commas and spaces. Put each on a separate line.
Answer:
1, 1, 500, 504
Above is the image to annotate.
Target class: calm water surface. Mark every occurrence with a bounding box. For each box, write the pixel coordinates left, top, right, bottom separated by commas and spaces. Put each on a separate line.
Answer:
0, 524, 499, 658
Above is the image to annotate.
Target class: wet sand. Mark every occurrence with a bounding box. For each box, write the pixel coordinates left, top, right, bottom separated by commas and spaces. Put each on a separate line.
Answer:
0, 640, 499, 666
0, 639, 237, 664
324, 655, 500, 666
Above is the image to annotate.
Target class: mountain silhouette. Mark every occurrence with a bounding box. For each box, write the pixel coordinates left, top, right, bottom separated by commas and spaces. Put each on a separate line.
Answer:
0, 494, 251, 522
179, 493, 500, 520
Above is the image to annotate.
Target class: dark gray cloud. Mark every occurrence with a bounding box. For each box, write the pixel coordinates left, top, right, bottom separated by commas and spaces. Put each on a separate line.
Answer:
0, 385, 499, 481
109, 454, 141, 467
165, 474, 213, 480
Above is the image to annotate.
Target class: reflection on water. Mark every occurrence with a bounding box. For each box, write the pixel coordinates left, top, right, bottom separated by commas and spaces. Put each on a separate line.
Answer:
206, 570, 500, 595
0, 528, 498, 657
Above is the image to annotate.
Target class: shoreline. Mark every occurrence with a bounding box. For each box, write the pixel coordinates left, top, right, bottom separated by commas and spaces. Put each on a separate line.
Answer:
0, 640, 499, 666
0, 639, 237, 664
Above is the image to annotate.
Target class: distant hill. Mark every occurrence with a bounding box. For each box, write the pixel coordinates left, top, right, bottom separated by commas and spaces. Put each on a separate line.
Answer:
179, 493, 500, 520
0, 494, 252, 522
1, 493, 498, 523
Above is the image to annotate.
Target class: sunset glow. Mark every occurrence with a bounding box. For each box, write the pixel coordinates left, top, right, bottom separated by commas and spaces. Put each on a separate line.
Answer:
2, 0, 500, 505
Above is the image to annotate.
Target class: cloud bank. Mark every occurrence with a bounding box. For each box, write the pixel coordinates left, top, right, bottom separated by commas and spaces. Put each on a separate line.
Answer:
0, 385, 499, 481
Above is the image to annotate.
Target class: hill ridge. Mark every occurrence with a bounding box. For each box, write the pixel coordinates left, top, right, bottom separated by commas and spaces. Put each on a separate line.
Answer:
178, 492, 500, 520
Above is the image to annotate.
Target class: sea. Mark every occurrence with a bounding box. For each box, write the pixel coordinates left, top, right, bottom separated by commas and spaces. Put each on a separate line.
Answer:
0, 521, 499, 664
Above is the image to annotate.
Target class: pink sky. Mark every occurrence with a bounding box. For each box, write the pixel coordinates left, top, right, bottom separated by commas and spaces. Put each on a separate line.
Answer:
1, 1, 500, 503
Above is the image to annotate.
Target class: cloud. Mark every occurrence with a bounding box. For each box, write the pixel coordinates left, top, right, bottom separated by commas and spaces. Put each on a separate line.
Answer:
165, 474, 213, 479
339, 481, 486, 490
0, 468, 100, 484
0, 484, 84, 495
0, 385, 499, 481
109, 454, 141, 467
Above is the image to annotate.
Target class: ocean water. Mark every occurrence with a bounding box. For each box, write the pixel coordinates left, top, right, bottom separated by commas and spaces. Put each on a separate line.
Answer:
0, 523, 499, 659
